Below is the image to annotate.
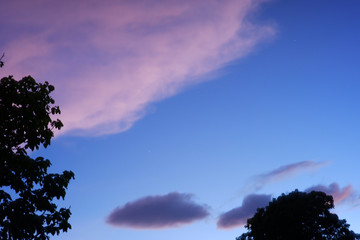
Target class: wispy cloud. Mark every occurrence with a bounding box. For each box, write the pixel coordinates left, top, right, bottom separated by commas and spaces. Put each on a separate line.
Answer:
250, 161, 328, 191
106, 192, 209, 229
305, 182, 359, 206
217, 194, 271, 229
1, 0, 275, 135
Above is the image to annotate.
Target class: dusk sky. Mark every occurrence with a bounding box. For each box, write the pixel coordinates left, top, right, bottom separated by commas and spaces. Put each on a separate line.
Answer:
1, 0, 360, 239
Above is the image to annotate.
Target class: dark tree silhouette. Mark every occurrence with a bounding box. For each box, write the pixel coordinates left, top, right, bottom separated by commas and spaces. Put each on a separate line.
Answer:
237, 190, 360, 240
0, 53, 4, 68
0, 73, 75, 239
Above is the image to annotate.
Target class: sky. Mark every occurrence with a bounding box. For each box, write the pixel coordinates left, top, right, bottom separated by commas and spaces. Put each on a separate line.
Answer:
1, 0, 360, 239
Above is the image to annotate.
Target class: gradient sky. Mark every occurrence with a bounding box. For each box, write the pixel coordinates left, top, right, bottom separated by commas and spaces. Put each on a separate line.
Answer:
2, 0, 360, 239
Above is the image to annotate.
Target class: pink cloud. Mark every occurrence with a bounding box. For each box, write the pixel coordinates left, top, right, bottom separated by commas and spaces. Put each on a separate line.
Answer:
1, 0, 275, 135
305, 183, 358, 206
106, 192, 209, 229
252, 160, 328, 190
217, 194, 271, 229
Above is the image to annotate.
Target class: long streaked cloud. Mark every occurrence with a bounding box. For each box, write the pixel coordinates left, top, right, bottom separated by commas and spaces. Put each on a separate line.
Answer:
217, 194, 271, 229
250, 160, 329, 191
106, 192, 209, 229
305, 182, 359, 206
1, 0, 275, 135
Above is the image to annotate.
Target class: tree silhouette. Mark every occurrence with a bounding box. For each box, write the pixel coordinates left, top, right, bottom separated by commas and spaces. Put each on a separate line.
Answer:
0, 73, 75, 239
0, 53, 4, 68
237, 190, 360, 240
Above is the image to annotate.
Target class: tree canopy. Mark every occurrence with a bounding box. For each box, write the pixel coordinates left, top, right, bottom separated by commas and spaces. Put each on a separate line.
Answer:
237, 190, 360, 240
0, 73, 74, 239
0, 53, 4, 68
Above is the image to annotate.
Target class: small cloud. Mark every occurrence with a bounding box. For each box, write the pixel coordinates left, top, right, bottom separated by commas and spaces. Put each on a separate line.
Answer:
106, 192, 209, 229
252, 161, 328, 191
217, 194, 271, 229
305, 182, 358, 206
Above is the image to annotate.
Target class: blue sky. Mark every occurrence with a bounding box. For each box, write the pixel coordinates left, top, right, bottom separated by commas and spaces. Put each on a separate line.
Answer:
2, 0, 360, 239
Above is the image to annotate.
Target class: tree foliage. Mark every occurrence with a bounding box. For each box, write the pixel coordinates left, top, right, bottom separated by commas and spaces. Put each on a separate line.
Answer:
237, 190, 360, 240
0, 74, 74, 239
0, 53, 4, 68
